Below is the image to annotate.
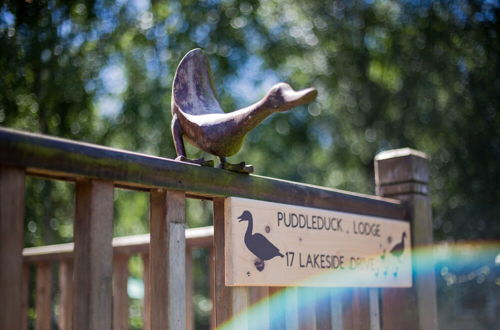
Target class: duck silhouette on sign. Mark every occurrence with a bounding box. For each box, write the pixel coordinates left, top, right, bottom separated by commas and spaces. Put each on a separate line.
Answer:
238, 210, 284, 271
171, 49, 318, 173
390, 232, 407, 261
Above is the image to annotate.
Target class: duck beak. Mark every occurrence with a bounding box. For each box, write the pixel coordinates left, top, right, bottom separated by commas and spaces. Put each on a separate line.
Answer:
237, 215, 245, 222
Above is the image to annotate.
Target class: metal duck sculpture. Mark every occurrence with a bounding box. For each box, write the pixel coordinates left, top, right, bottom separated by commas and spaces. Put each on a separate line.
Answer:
171, 49, 318, 173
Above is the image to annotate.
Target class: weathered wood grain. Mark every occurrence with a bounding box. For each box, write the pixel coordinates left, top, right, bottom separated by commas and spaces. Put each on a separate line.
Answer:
149, 189, 186, 330
269, 287, 286, 330
35, 262, 53, 330
185, 247, 194, 330
208, 246, 216, 330
141, 253, 151, 330
0, 166, 25, 330
113, 254, 129, 330
59, 260, 73, 330
225, 197, 411, 288
352, 288, 370, 330
249, 287, 268, 329
375, 148, 438, 330
315, 287, 332, 330
73, 180, 114, 330
232, 287, 250, 330
0, 127, 406, 220
369, 288, 381, 330
298, 287, 316, 330
281, 287, 298, 330
342, 289, 354, 330
23, 226, 213, 263
330, 288, 344, 330
214, 198, 253, 329
22, 264, 30, 330
213, 198, 233, 326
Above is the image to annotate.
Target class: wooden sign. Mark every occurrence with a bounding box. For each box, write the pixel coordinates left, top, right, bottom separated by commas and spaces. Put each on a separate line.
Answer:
224, 197, 412, 287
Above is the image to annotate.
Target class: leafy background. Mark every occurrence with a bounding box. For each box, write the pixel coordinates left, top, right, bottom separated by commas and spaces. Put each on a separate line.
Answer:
1, 0, 499, 328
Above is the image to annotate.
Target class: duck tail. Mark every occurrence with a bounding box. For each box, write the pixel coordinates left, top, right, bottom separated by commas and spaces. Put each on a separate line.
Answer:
279, 251, 285, 258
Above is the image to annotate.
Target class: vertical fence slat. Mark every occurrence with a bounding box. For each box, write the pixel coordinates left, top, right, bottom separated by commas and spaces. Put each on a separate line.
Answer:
285, 287, 299, 330
233, 287, 250, 329
342, 289, 354, 330
150, 189, 186, 330
298, 287, 316, 330
375, 149, 438, 330
213, 197, 232, 326
369, 288, 381, 330
141, 253, 151, 330
59, 260, 73, 330
73, 179, 114, 330
330, 288, 343, 330
352, 288, 370, 330
208, 246, 216, 330
35, 262, 52, 330
22, 264, 30, 330
249, 287, 268, 329
315, 287, 332, 330
0, 166, 25, 329
185, 247, 194, 330
113, 254, 129, 330
269, 287, 286, 330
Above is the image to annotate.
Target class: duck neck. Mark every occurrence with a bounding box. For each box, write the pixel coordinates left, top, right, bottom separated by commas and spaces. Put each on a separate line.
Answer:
244, 218, 254, 241
231, 100, 276, 136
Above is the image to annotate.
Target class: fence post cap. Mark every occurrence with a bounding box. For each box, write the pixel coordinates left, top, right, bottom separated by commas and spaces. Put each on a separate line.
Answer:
374, 147, 428, 161
374, 148, 430, 196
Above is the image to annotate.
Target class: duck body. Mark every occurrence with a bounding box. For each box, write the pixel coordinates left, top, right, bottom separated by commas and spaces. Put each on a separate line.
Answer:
238, 210, 284, 261
244, 232, 284, 261
174, 109, 252, 157
171, 49, 317, 171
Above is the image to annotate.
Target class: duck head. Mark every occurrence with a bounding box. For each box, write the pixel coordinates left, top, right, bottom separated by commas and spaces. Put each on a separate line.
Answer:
237, 210, 253, 222
261, 83, 318, 113
402, 232, 407, 240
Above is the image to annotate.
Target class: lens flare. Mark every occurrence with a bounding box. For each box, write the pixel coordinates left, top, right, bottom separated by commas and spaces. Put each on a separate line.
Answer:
218, 240, 500, 329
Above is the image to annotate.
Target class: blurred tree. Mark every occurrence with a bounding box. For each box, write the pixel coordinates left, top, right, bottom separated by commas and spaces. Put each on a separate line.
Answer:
1, 0, 499, 329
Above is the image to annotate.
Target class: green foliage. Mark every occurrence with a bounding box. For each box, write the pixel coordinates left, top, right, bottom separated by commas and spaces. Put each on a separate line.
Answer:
1, 0, 499, 328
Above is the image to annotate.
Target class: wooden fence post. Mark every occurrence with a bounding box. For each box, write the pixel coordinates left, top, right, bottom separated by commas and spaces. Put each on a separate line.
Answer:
73, 179, 114, 330
375, 148, 438, 330
213, 198, 250, 329
0, 166, 25, 330
149, 189, 186, 330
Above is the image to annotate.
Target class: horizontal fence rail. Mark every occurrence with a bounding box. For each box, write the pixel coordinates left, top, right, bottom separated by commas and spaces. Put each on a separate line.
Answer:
22, 228, 214, 330
0, 127, 406, 219
22, 226, 213, 263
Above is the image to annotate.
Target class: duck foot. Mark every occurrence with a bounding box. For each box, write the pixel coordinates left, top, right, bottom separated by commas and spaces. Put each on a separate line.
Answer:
218, 158, 254, 174
254, 259, 265, 272
175, 155, 214, 167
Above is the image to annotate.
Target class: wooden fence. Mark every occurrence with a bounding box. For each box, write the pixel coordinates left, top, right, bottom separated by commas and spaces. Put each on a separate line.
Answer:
0, 127, 438, 330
